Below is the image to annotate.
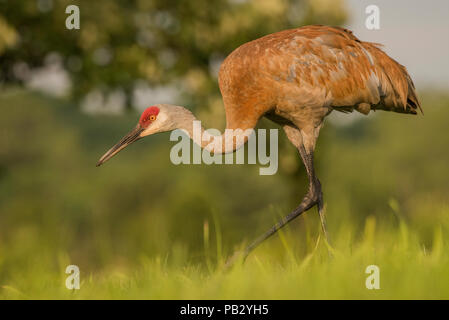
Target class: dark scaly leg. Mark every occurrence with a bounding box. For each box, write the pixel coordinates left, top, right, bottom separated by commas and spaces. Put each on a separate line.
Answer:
298, 143, 330, 246
236, 124, 328, 261
285, 124, 329, 244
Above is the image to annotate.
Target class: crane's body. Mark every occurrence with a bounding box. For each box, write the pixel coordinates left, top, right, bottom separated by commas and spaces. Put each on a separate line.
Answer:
97, 25, 421, 260
219, 25, 420, 131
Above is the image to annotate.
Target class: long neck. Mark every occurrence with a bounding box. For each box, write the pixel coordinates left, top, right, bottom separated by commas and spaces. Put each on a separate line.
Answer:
176, 109, 253, 154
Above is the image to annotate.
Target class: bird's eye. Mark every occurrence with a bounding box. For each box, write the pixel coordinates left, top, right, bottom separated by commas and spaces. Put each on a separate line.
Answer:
149, 115, 156, 121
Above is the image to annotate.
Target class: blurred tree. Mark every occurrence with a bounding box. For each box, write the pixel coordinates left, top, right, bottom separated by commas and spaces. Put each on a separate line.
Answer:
0, 0, 347, 111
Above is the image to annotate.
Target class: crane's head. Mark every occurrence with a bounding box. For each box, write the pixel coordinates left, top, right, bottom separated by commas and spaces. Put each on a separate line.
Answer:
96, 104, 192, 166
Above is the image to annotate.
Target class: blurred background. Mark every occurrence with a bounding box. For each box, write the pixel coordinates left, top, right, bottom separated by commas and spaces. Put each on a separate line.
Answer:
0, 0, 448, 288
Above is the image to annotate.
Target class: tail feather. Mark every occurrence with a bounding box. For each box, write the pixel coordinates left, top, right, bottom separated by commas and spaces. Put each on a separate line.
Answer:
366, 43, 422, 115
404, 70, 423, 114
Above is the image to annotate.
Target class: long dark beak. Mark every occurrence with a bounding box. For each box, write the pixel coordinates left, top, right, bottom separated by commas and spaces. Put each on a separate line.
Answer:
96, 125, 144, 167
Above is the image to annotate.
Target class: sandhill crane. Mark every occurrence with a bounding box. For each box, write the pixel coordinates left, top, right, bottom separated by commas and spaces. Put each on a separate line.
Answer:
97, 25, 421, 260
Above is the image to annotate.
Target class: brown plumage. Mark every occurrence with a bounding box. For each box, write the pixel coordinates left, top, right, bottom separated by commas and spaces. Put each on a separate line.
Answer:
219, 25, 421, 131
97, 25, 421, 261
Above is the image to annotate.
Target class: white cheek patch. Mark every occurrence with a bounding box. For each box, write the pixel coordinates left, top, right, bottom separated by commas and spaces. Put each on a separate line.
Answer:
156, 111, 168, 124
141, 111, 168, 136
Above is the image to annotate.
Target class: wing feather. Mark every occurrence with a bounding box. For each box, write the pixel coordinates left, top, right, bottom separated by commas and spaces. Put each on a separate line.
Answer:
268, 25, 422, 114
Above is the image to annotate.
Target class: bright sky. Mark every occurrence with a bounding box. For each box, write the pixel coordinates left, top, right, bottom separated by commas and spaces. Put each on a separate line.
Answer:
344, 0, 449, 89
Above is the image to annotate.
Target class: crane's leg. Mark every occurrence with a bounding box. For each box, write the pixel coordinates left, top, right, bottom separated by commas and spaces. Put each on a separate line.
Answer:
239, 124, 328, 261
284, 124, 328, 242
297, 139, 330, 246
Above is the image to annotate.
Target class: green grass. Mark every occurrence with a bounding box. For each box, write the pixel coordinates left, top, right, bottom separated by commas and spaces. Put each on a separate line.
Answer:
2, 210, 449, 299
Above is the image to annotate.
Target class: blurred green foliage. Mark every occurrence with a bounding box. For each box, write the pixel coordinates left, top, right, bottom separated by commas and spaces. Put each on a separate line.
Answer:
0, 0, 346, 108
0, 89, 449, 298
